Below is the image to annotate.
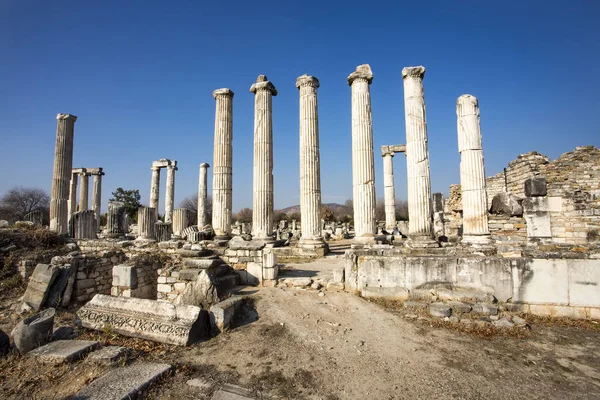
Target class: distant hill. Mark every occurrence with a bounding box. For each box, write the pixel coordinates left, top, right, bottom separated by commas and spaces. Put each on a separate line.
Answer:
277, 203, 348, 215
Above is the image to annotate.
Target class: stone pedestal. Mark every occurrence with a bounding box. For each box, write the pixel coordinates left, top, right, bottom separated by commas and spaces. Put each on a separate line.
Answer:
137, 207, 157, 241
91, 169, 104, 223
296, 74, 325, 248
149, 166, 160, 214
348, 65, 376, 243
172, 208, 192, 239
250, 75, 277, 241
198, 163, 210, 228
68, 172, 78, 217
69, 210, 97, 239
165, 162, 177, 223
106, 201, 127, 238
78, 172, 89, 212
50, 113, 77, 234
212, 89, 234, 239
457, 94, 491, 245
154, 222, 173, 242
402, 66, 437, 247
382, 149, 396, 231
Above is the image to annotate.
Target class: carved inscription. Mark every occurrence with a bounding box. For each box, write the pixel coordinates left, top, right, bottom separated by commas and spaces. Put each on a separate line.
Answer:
78, 309, 189, 337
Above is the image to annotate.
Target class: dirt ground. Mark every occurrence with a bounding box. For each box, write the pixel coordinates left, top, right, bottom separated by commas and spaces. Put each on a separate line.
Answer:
2, 285, 600, 400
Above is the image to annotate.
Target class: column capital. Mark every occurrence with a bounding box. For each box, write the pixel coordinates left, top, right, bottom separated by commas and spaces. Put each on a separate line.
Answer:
213, 88, 234, 99
381, 146, 395, 157
456, 94, 479, 117
296, 74, 320, 89
200, 162, 210, 168
151, 166, 161, 172
402, 66, 426, 80
250, 75, 278, 96
347, 64, 373, 86
57, 113, 77, 121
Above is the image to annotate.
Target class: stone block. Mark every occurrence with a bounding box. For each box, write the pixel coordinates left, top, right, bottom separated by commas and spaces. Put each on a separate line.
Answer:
429, 303, 452, 318
515, 259, 569, 305
567, 260, 600, 307
77, 294, 209, 345
262, 265, 278, 280
471, 303, 498, 315
547, 197, 563, 212
524, 213, 552, 238
11, 308, 55, 354
212, 383, 254, 400
524, 177, 547, 197
332, 268, 345, 283
361, 287, 409, 300
112, 265, 136, 287
87, 345, 129, 366
179, 269, 201, 281
73, 362, 172, 400
403, 301, 428, 309
522, 197, 549, 213
209, 296, 247, 333
490, 193, 523, 216
448, 301, 472, 313
246, 262, 262, 286
326, 282, 344, 291
157, 284, 172, 293
262, 251, 277, 269
27, 340, 100, 364
22, 264, 60, 310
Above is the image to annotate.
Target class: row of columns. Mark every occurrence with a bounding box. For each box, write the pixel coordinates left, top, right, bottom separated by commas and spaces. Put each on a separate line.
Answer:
69, 167, 104, 222
149, 159, 177, 223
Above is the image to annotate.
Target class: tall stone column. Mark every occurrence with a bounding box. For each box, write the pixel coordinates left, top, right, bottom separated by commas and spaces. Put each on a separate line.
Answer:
92, 168, 104, 223
198, 163, 210, 227
296, 74, 325, 247
68, 172, 78, 217
78, 172, 89, 212
348, 65, 376, 242
457, 94, 491, 244
137, 206, 156, 241
106, 201, 126, 238
382, 149, 396, 231
250, 75, 277, 241
50, 113, 77, 234
165, 161, 177, 223
212, 89, 234, 239
402, 66, 436, 247
149, 166, 160, 214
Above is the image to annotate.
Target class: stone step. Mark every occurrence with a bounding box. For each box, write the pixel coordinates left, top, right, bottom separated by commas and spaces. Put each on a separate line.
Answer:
27, 339, 100, 364
86, 346, 130, 366
183, 258, 224, 269
209, 296, 248, 333
216, 273, 240, 293
177, 249, 210, 257
73, 362, 172, 400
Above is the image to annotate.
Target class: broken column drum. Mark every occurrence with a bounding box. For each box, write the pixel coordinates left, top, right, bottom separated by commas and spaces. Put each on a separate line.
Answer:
296, 74, 325, 246
212, 89, 234, 239
198, 163, 210, 227
172, 208, 192, 239
348, 64, 376, 241
69, 210, 97, 239
382, 148, 396, 231
402, 66, 435, 245
106, 201, 127, 238
165, 162, 177, 223
50, 113, 77, 234
78, 171, 89, 212
456, 94, 491, 244
149, 166, 161, 214
250, 75, 277, 241
137, 207, 157, 240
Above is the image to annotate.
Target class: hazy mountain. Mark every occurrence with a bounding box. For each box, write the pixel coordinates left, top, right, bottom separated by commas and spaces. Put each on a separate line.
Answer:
276, 203, 348, 215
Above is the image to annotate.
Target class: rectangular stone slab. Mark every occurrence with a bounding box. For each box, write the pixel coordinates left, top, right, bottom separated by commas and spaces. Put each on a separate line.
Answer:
212, 384, 254, 400
76, 294, 208, 346
27, 340, 100, 364
22, 264, 60, 310
74, 362, 172, 400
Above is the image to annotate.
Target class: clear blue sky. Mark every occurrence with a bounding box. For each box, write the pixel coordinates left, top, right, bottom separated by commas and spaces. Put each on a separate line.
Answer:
1, 1, 598, 214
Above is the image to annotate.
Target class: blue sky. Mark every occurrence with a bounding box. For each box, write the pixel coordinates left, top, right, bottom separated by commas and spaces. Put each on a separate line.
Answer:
1, 1, 598, 214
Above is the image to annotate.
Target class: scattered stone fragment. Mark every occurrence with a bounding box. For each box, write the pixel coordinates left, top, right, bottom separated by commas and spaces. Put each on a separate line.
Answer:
311, 281, 322, 290
403, 301, 428, 309
212, 383, 255, 400
87, 346, 129, 366
448, 301, 472, 313
288, 277, 313, 287
361, 287, 409, 300
429, 303, 452, 318
472, 303, 498, 316
326, 282, 345, 291
0, 328, 9, 357
73, 362, 172, 400
27, 339, 100, 364
209, 296, 247, 333
447, 316, 459, 323
21, 264, 60, 310
187, 377, 213, 389
175, 270, 219, 308
52, 326, 77, 341
512, 316, 528, 327
492, 318, 514, 328
404, 314, 418, 320
11, 308, 55, 354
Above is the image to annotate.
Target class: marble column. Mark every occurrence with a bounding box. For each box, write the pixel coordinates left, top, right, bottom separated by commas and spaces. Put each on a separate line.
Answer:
296, 74, 325, 247
172, 208, 191, 239
457, 94, 491, 244
198, 163, 210, 227
137, 206, 156, 240
250, 75, 277, 241
212, 88, 234, 239
68, 172, 78, 217
348, 64, 376, 242
149, 166, 160, 214
92, 168, 104, 223
50, 113, 77, 234
106, 201, 126, 238
78, 172, 89, 211
165, 161, 177, 223
382, 149, 396, 231
402, 66, 436, 246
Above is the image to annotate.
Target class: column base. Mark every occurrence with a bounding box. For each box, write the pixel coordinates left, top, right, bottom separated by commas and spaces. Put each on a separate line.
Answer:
461, 234, 492, 245
405, 235, 439, 248
214, 234, 232, 241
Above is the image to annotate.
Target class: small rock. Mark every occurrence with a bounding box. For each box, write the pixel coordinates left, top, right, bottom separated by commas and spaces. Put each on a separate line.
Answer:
52, 326, 77, 341
492, 318, 514, 328
318, 292, 325, 297
460, 318, 472, 325
311, 282, 322, 290
0, 220, 9, 228
447, 316, 459, 323
490, 315, 500, 321
403, 301, 428, 309
429, 303, 452, 318
448, 301, 472, 314
512, 316, 528, 327
65, 243, 78, 251
326, 282, 344, 291
186, 377, 213, 389
404, 314, 418, 320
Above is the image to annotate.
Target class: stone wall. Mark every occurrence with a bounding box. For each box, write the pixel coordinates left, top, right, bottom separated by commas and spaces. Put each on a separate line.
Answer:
111, 255, 164, 299
71, 251, 127, 303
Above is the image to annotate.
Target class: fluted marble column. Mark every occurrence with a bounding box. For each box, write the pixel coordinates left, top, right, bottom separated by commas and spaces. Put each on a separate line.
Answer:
137, 206, 156, 240
92, 169, 104, 223
402, 66, 436, 247
68, 172, 78, 217
382, 149, 396, 231
165, 161, 177, 223
250, 75, 277, 241
149, 166, 160, 214
296, 74, 324, 247
50, 113, 77, 234
348, 64, 376, 242
106, 201, 126, 238
172, 208, 191, 238
198, 163, 210, 227
457, 94, 491, 244
212, 88, 234, 239
78, 172, 89, 211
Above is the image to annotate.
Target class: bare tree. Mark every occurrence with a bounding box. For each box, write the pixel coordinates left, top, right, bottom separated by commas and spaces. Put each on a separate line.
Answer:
321, 205, 334, 222
178, 193, 212, 224
396, 199, 409, 221
234, 208, 253, 223
375, 197, 386, 222
334, 198, 353, 223
0, 186, 50, 222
